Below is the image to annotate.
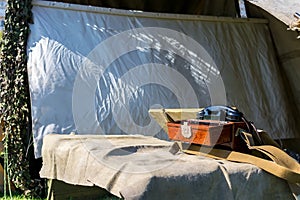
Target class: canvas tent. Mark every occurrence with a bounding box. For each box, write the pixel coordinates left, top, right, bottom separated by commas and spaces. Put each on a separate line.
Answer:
23, 0, 300, 199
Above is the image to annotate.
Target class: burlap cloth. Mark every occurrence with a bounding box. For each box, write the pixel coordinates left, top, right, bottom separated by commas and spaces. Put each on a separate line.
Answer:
40, 134, 294, 199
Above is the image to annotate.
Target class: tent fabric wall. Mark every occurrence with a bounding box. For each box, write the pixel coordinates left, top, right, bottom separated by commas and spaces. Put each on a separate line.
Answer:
27, 1, 297, 158
246, 0, 300, 25
246, 1, 300, 138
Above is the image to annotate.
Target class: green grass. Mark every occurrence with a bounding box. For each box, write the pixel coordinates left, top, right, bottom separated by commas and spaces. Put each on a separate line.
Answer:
0, 195, 45, 200
0, 193, 120, 200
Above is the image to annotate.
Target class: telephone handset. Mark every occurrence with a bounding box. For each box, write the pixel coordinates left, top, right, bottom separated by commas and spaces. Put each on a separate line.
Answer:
197, 105, 262, 145
196, 105, 243, 122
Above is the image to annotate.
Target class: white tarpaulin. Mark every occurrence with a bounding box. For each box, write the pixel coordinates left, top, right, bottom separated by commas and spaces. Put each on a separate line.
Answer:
27, 1, 297, 158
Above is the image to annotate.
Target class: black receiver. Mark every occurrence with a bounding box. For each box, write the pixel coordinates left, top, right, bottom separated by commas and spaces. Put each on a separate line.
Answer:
196, 105, 243, 122
197, 105, 262, 145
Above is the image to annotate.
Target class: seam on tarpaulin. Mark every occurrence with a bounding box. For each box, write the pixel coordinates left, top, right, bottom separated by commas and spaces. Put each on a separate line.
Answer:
31, 0, 268, 24
279, 50, 300, 64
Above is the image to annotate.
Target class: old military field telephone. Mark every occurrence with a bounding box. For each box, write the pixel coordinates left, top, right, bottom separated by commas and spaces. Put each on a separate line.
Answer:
162, 106, 300, 184
166, 105, 262, 152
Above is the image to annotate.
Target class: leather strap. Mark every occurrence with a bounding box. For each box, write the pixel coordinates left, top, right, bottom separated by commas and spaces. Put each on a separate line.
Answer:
174, 130, 300, 184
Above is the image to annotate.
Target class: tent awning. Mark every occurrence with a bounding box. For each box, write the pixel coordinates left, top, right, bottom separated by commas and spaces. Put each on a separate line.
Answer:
246, 0, 300, 25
